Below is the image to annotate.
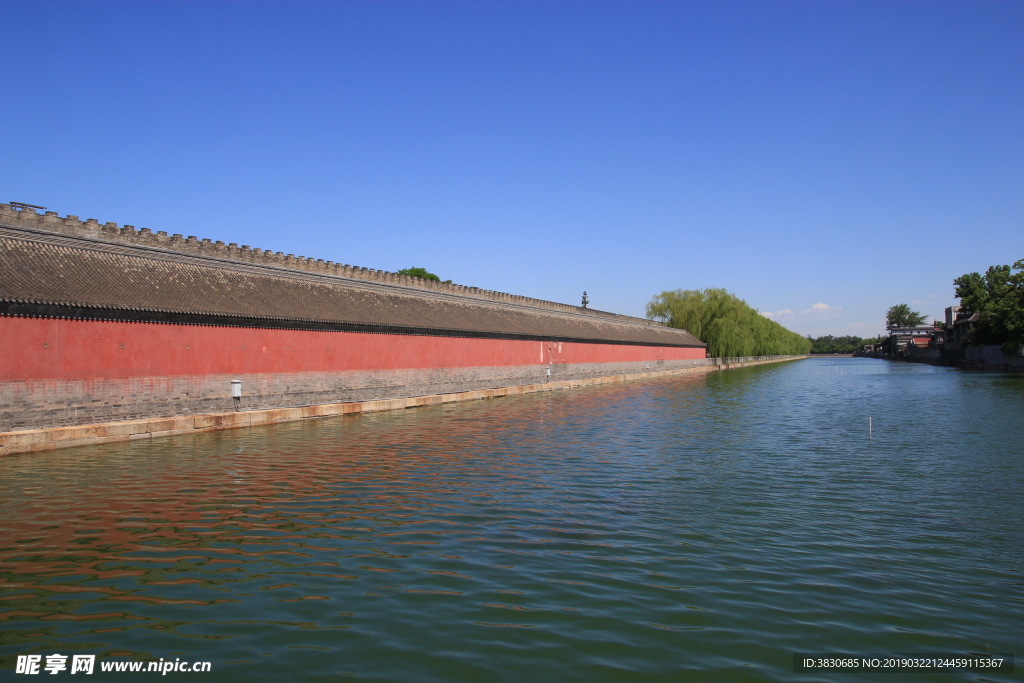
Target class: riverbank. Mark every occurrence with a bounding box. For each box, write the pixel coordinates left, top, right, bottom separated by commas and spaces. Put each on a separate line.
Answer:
0, 355, 805, 457
861, 345, 1024, 373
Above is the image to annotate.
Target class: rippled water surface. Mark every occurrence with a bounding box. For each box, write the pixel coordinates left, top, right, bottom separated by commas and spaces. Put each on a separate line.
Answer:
1, 359, 1022, 681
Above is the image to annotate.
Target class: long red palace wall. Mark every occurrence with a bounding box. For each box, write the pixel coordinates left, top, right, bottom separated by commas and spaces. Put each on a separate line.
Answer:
1, 204, 710, 435
1, 317, 706, 431
2, 317, 704, 380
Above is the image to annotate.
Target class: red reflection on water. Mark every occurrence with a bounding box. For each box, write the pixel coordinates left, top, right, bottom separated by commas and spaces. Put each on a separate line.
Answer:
0, 376, 707, 628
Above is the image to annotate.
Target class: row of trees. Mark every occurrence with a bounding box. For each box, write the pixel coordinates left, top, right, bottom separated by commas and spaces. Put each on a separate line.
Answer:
807, 335, 882, 354
954, 258, 1024, 355
633, 259, 1023, 359
646, 288, 812, 357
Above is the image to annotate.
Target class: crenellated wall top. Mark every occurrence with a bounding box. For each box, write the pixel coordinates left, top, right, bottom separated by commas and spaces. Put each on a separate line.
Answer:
0, 203, 654, 325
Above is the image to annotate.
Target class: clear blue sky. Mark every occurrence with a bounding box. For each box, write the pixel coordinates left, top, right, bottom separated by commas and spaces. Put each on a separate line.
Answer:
3, 1, 1021, 337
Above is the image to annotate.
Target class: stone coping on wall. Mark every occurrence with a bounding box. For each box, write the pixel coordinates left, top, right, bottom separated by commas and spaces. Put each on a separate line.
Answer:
0, 356, 806, 457
0, 203, 646, 324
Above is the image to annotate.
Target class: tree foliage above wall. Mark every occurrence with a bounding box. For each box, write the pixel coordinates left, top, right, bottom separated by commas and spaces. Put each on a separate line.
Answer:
646, 288, 811, 357
396, 267, 452, 284
954, 258, 1024, 355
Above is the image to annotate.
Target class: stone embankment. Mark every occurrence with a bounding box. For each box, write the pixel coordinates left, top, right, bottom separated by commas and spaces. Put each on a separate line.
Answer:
0, 356, 804, 457
865, 346, 1024, 373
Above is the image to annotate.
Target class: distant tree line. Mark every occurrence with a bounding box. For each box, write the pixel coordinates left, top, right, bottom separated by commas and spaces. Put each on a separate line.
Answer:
647, 288, 812, 357
808, 335, 882, 355
954, 258, 1024, 355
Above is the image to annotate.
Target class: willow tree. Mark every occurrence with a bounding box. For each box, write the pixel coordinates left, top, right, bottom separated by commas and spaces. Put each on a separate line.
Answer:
647, 288, 811, 357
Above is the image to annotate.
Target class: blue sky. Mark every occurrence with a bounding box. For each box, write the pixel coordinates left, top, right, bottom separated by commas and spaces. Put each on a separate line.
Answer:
2, 0, 1021, 337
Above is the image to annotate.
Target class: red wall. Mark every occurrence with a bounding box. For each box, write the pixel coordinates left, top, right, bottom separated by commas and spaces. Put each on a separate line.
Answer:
1, 317, 705, 381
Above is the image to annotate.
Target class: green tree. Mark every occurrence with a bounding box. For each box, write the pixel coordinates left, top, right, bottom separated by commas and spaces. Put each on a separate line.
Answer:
954, 259, 1024, 355
646, 288, 811, 357
397, 267, 441, 282
885, 303, 927, 328
811, 335, 860, 352
808, 335, 879, 354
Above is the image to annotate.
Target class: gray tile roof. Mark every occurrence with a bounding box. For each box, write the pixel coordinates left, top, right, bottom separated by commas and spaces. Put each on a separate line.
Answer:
0, 225, 704, 348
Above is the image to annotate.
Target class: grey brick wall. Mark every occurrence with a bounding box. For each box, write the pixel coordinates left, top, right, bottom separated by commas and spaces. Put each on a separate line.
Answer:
1, 358, 722, 431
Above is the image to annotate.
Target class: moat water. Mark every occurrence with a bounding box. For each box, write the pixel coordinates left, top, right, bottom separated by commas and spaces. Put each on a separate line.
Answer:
1, 359, 1022, 682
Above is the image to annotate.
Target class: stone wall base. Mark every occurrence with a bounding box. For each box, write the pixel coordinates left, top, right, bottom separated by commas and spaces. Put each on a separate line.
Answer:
0, 356, 804, 457
3, 356, 700, 432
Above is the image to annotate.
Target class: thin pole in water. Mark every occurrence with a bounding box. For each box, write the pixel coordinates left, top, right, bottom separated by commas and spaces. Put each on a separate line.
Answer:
869, 417, 873, 437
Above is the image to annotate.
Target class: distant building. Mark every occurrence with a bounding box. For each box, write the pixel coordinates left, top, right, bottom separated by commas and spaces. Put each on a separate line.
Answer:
945, 306, 979, 349
886, 325, 939, 357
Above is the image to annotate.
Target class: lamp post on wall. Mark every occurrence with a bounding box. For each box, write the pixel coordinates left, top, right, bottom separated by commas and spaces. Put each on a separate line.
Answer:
581, 291, 589, 310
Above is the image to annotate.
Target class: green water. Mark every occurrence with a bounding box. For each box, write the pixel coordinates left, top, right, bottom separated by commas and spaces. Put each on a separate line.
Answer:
1, 359, 1021, 681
